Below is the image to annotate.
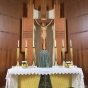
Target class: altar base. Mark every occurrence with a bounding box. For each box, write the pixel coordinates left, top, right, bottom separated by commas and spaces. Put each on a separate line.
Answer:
18, 74, 71, 88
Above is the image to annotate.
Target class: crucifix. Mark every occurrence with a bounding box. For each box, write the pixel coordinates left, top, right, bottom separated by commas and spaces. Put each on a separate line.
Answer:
40, 75, 50, 88
34, 0, 54, 50
35, 19, 53, 50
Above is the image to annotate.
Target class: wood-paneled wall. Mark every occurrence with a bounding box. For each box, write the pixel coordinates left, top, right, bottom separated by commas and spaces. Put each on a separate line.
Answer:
0, 0, 28, 86
60, 0, 88, 85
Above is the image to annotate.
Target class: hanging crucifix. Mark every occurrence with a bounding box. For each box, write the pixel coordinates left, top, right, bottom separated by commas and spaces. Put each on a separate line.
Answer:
35, 19, 53, 50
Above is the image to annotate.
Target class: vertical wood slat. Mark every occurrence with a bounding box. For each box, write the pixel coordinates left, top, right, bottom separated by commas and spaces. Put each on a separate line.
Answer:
63, 0, 88, 85
54, 1, 66, 65
0, 0, 24, 86
21, 0, 33, 65
0, 0, 23, 19
40, 0, 47, 19
21, 18, 33, 65
56, 18, 66, 65
0, 69, 7, 87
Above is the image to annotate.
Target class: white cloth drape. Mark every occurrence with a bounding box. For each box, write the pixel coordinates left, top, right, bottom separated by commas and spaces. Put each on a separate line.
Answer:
5, 66, 85, 88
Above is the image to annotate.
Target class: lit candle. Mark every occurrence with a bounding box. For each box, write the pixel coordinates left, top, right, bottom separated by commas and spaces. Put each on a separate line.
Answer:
25, 40, 27, 47
70, 39, 72, 47
62, 40, 64, 47
18, 40, 19, 47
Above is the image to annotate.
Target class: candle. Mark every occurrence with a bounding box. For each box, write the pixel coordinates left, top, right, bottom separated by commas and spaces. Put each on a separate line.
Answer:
70, 39, 72, 47
62, 40, 64, 47
18, 40, 19, 47
25, 40, 27, 47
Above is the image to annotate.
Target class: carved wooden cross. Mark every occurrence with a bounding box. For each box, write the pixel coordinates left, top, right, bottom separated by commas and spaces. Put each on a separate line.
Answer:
34, 19, 53, 50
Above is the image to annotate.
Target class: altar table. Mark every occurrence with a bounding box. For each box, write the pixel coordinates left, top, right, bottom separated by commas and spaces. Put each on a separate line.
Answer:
5, 66, 85, 88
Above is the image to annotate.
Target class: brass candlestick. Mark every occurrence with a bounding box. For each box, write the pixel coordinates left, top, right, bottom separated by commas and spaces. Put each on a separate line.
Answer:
62, 47, 65, 66
16, 47, 20, 66
25, 47, 28, 61
32, 47, 35, 66
54, 47, 58, 66
70, 47, 73, 65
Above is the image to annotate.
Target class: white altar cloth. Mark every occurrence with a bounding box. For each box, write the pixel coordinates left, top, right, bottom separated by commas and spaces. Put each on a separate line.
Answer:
5, 66, 85, 88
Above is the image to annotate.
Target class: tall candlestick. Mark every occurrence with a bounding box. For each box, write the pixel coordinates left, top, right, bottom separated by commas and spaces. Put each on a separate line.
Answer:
70, 39, 72, 47
54, 47, 58, 66
32, 47, 35, 66
70, 39, 73, 65
18, 40, 19, 47
70, 47, 73, 60
62, 47, 65, 66
33, 40, 34, 47
33, 47, 35, 60
25, 47, 27, 61
62, 47, 65, 61
55, 40, 56, 47
32, 47, 36, 66
70, 47, 73, 65
55, 47, 57, 60
62, 40, 64, 47
16, 47, 20, 66
25, 40, 27, 47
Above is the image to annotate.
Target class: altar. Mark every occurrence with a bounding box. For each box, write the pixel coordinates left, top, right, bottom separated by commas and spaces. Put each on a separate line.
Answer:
5, 66, 85, 88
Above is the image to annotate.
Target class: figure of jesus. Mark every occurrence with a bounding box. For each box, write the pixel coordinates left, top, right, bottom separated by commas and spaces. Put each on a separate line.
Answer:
35, 20, 53, 50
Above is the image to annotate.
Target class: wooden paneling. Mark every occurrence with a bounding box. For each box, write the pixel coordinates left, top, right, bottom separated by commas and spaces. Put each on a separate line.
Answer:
56, 18, 66, 65
85, 0, 88, 13
0, 0, 23, 19
9, 0, 28, 5
21, 18, 33, 65
0, 69, 7, 87
61, 0, 88, 85
34, 0, 53, 10
0, 0, 4, 13
21, 0, 33, 65
0, 15, 20, 34
68, 32, 88, 50
54, 1, 66, 65
64, 2, 78, 18
0, 0, 25, 87
67, 16, 87, 34
66, 49, 88, 85
77, 0, 85, 16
